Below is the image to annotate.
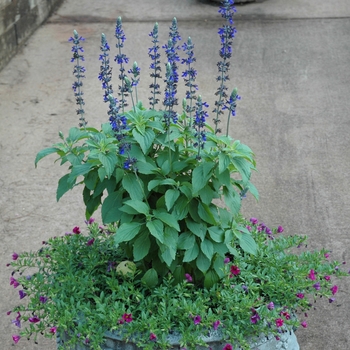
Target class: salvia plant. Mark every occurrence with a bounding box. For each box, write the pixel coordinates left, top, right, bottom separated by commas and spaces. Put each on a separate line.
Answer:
7, 1, 348, 349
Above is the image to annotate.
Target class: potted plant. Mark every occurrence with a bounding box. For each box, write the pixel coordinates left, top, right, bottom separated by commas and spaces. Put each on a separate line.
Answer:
7, 1, 347, 349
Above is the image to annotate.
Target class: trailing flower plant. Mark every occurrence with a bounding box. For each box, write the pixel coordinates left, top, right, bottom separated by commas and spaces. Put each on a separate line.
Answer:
7, 1, 348, 349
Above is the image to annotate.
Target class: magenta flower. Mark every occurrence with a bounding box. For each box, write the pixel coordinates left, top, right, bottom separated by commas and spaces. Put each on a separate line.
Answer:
296, 293, 304, 299
330, 285, 338, 295
149, 333, 157, 341
250, 313, 260, 324
223, 344, 233, 350
213, 320, 221, 330
275, 318, 284, 327
86, 217, 95, 225
280, 311, 291, 320
10, 277, 19, 288
122, 313, 132, 323
86, 238, 95, 246
49, 326, 57, 334
301, 321, 308, 328
230, 265, 240, 277
324, 275, 331, 281
72, 226, 81, 234
277, 225, 284, 233
29, 316, 40, 323
246, 225, 252, 231
308, 269, 316, 280
39, 296, 48, 303
12, 252, 19, 260
19, 290, 27, 299
267, 302, 275, 310
185, 273, 193, 282
193, 315, 201, 325
324, 253, 330, 258
250, 218, 258, 225
12, 335, 20, 344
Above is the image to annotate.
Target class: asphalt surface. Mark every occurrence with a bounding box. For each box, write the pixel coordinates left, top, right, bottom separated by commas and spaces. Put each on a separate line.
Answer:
1, 0, 350, 349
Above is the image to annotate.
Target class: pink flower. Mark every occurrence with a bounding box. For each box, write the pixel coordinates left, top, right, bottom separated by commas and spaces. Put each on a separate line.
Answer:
308, 269, 316, 280
72, 226, 81, 234
12, 335, 20, 344
185, 273, 193, 282
324, 253, 330, 259
230, 265, 240, 277
275, 318, 284, 327
330, 285, 338, 295
246, 225, 252, 231
324, 275, 331, 281
301, 321, 308, 328
149, 333, 157, 341
122, 313, 132, 323
49, 326, 57, 334
275, 336, 280, 341
224, 257, 230, 264
223, 344, 233, 350
12, 252, 19, 260
296, 293, 304, 299
193, 315, 201, 325
213, 320, 221, 330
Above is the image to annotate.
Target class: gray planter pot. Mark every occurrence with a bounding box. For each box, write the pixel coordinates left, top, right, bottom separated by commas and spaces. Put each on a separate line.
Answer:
57, 329, 300, 350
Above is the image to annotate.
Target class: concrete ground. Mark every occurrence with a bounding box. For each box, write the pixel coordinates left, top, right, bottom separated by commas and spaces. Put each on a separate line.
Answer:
1, 0, 350, 349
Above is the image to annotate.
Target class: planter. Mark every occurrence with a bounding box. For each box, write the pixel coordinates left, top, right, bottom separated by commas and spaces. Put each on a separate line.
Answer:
57, 329, 300, 350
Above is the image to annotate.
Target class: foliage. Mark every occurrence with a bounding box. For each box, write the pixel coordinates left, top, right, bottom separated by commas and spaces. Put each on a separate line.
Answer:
8, 219, 346, 349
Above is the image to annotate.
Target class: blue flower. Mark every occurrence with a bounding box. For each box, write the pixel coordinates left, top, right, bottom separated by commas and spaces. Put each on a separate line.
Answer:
193, 95, 209, 159
114, 17, 130, 111
69, 30, 87, 128
98, 33, 113, 102
148, 23, 162, 108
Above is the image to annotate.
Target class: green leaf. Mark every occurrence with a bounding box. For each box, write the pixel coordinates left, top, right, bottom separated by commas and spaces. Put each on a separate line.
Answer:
102, 191, 123, 224
177, 232, 195, 250
146, 220, 164, 243
137, 161, 157, 175
231, 156, 251, 184
192, 161, 215, 194
153, 210, 180, 231
148, 179, 161, 191
173, 196, 189, 220
133, 233, 151, 261
165, 189, 180, 211
123, 199, 149, 215
35, 147, 60, 167
98, 152, 117, 178
122, 173, 144, 200
218, 153, 230, 174
114, 222, 142, 244
141, 268, 158, 288
223, 187, 241, 215
84, 169, 99, 190
186, 220, 206, 241
213, 256, 226, 278
200, 239, 214, 261
198, 202, 217, 225
196, 252, 211, 273
56, 174, 73, 201
208, 227, 224, 243
198, 185, 215, 205
234, 229, 257, 255
68, 163, 93, 184
204, 269, 219, 288
183, 242, 199, 262
132, 128, 155, 154
67, 127, 85, 142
